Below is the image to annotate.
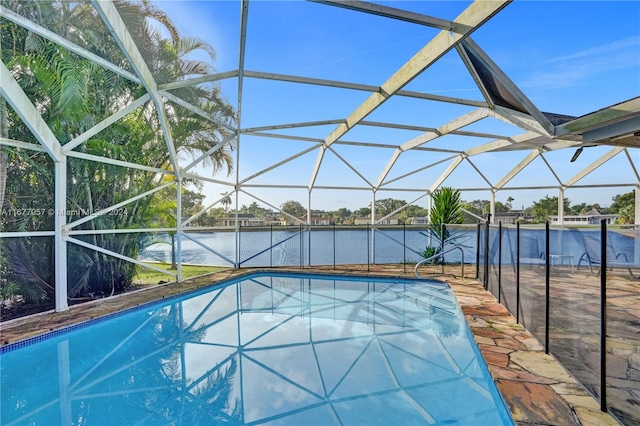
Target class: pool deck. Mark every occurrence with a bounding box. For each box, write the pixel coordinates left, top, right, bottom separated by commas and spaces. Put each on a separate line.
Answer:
0, 265, 619, 426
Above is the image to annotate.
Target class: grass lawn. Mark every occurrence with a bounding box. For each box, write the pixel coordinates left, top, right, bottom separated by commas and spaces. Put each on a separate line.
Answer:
133, 263, 229, 287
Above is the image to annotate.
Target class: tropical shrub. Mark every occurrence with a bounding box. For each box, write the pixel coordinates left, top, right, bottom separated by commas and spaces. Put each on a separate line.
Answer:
421, 187, 465, 263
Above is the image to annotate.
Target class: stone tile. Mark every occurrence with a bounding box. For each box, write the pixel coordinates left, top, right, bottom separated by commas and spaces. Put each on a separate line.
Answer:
473, 327, 503, 339
489, 365, 557, 384
516, 337, 544, 351
494, 338, 528, 351
485, 351, 510, 368
562, 394, 601, 410
551, 382, 593, 396
573, 407, 620, 426
509, 351, 576, 383
479, 343, 514, 355
495, 379, 578, 426
474, 335, 495, 345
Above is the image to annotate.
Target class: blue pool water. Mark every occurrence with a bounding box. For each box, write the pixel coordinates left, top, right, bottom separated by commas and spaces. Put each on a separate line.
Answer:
0, 273, 513, 425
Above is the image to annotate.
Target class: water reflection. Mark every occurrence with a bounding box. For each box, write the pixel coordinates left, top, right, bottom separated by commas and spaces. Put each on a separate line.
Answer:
1, 274, 512, 425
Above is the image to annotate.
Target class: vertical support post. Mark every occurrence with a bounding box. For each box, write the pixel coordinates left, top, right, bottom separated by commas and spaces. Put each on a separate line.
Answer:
333, 222, 336, 270
516, 222, 520, 324
403, 222, 406, 273
371, 190, 376, 264
307, 190, 312, 268
234, 188, 240, 268
440, 223, 445, 275
483, 215, 490, 290
299, 223, 303, 269
545, 221, 550, 354
367, 223, 370, 272
238, 224, 242, 268
476, 222, 481, 280
635, 184, 640, 231
490, 190, 496, 225
54, 159, 68, 311
558, 187, 565, 227
270, 223, 273, 268
634, 185, 640, 265
176, 178, 182, 282
498, 222, 502, 303
307, 224, 311, 267
600, 219, 607, 412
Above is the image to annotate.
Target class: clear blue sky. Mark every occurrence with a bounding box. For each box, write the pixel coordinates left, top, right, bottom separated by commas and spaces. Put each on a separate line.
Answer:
153, 1, 640, 213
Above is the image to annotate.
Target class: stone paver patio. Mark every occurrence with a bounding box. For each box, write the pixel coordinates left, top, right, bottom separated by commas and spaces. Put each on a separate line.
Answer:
0, 264, 624, 425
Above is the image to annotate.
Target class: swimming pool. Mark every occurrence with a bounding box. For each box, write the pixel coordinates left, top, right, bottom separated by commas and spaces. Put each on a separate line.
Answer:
0, 272, 513, 425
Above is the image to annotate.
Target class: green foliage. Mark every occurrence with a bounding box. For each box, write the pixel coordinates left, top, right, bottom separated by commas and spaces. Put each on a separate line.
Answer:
610, 191, 634, 223
531, 195, 570, 224
280, 200, 306, 219
420, 246, 441, 264
617, 204, 634, 224
460, 199, 488, 223
421, 187, 465, 260
0, 1, 236, 309
430, 187, 464, 227
375, 198, 406, 216
482, 201, 509, 215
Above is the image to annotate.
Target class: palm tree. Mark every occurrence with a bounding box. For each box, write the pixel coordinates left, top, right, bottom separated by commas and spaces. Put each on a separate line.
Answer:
507, 196, 514, 211
221, 192, 232, 213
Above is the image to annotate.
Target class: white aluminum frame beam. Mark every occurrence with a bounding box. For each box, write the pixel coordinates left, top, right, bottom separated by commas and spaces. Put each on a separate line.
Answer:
495, 150, 540, 189
539, 154, 564, 186
625, 149, 640, 182
66, 151, 173, 175
381, 154, 459, 187
67, 237, 176, 277
159, 70, 240, 91
464, 157, 493, 188
430, 154, 465, 192
238, 144, 322, 185
311, 0, 459, 32
243, 70, 487, 108
161, 90, 237, 132
375, 108, 489, 188
0, 5, 140, 84
92, 0, 180, 175
309, 0, 510, 189
0, 138, 46, 152
327, 146, 375, 188
564, 147, 625, 187
66, 181, 174, 229
0, 60, 63, 161
63, 94, 152, 153
1, 58, 70, 311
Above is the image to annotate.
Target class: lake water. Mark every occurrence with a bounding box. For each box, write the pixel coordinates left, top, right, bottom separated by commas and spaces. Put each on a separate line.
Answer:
139, 226, 639, 268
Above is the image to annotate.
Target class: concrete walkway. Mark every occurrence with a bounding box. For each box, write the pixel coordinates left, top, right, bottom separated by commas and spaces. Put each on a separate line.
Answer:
0, 265, 620, 425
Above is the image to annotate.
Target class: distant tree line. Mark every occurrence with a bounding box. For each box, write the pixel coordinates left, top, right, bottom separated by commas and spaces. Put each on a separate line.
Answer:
262, 190, 635, 225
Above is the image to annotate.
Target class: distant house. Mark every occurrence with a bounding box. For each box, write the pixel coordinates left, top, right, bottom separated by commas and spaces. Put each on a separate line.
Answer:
549, 209, 618, 226
410, 216, 429, 225
308, 216, 333, 225
280, 215, 333, 225
220, 213, 265, 227
354, 215, 400, 225
279, 216, 299, 226
494, 211, 526, 224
